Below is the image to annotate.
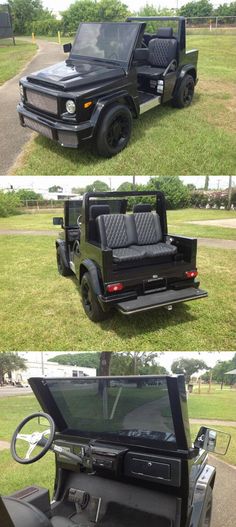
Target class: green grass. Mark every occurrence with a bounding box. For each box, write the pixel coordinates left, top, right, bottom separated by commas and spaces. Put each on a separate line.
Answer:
0, 39, 37, 85
0, 235, 235, 351
188, 390, 236, 421
12, 34, 236, 175
0, 208, 235, 239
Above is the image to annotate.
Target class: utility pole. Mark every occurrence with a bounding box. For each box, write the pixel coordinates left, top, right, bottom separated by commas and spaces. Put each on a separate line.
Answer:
132, 176, 136, 190
227, 176, 232, 210
41, 352, 45, 376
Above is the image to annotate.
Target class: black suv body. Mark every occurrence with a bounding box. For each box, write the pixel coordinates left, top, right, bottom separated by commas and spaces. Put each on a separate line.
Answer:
53, 191, 207, 322
1, 375, 230, 527
17, 17, 198, 157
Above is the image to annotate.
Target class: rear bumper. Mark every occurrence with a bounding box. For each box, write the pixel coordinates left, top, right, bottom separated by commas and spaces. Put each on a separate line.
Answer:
116, 287, 208, 315
17, 103, 93, 148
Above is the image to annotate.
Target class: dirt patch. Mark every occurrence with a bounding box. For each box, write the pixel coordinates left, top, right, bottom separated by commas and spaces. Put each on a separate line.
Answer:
0, 440, 10, 451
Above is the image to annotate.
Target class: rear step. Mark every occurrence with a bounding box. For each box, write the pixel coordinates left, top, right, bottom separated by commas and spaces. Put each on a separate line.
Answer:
139, 92, 161, 114
117, 287, 208, 315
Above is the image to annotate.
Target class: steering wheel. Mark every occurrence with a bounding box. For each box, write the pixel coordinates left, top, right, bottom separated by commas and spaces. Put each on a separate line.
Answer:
11, 412, 55, 465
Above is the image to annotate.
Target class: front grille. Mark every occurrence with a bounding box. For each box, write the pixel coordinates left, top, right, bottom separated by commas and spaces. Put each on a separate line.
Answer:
26, 89, 58, 115
23, 117, 53, 140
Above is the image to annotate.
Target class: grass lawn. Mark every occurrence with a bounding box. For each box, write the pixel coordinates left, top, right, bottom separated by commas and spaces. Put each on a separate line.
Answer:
0, 234, 235, 351
0, 39, 37, 85
0, 208, 235, 239
0, 388, 235, 495
12, 34, 236, 175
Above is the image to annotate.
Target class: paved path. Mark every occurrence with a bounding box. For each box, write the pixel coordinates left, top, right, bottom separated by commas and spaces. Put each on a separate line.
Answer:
198, 237, 236, 249
0, 440, 10, 451
190, 418, 236, 427
0, 39, 65, 175
189, 218, 236, 228
209, 455, 236, 527
0, 387, 32, 397
0, 229, 56, 236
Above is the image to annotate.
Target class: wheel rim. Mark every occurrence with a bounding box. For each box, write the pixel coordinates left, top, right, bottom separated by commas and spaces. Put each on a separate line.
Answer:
82, 282, 93, 315
107, 114, 130, 149
183, 80, 194, 105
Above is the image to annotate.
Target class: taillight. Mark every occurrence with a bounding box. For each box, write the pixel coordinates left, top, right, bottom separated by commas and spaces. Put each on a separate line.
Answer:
185, 270, 198, 279
106, 283, 124, 293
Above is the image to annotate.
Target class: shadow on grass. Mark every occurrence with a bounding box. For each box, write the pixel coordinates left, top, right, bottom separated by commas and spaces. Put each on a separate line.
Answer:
72, 276, 196, 341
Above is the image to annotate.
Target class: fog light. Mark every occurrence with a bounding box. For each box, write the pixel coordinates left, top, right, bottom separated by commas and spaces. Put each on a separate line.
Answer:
19, 84, 24, 98
66, 99, 76, 114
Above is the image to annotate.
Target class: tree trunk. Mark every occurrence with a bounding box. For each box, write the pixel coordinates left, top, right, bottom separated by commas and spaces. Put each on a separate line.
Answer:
99, 352, 113, 376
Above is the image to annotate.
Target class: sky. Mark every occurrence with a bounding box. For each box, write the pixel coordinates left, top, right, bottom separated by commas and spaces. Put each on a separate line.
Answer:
0, 176, 234, 194
18, 351, 235, 374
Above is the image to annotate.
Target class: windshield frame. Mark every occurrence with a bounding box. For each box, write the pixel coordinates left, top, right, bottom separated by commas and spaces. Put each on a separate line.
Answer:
69, 22, 144, 68
29, 375, 192, 453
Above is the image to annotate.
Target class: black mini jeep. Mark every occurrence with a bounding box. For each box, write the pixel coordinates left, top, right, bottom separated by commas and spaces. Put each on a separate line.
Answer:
1, 375, 231, 527
53, 190, 207, 322
17, 17, 198, 157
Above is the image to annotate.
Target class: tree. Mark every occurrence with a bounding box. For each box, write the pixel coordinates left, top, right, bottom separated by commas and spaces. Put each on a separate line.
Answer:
48, 186, 63, 193
0, 353, 26, 385
179, 0, 213, 17
85, 180, 110, 192
111, 352, 163, 375
61, 0, 129, 34
215, 2, 236, 16
99, 352, 113, 375
171, 357, 208, 384
0, 191, 21, 217
15, 189, 43, 201
71, 187, 86, 195
148, 176, 190, 209
48, 353, 100, 370
9, 0, 45, 34
137, 5, 175, 32
117, 182, 134, 192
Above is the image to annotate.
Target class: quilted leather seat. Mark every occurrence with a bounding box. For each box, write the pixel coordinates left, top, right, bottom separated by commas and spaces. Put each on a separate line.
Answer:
96, 204, 177, 264
137, 27, 177, 79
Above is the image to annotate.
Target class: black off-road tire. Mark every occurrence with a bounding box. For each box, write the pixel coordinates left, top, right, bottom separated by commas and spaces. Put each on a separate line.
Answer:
56, 246, 73, 277
96, 104, 132, 158
81, 272, 110, 322
173, 74, 195, 108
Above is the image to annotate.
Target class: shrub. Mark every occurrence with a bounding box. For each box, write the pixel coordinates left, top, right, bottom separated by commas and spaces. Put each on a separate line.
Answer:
0, 191, 21, 217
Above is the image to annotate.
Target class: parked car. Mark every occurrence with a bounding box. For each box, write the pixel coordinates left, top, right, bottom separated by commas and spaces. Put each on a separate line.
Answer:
1, 374, 231, 527
53, 190, 207, 322
17, 17, 198, 157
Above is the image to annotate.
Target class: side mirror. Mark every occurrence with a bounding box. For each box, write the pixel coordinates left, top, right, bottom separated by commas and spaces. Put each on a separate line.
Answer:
194, 426, 231, 455
63, 43, 72, 53
53, 217, 63, 227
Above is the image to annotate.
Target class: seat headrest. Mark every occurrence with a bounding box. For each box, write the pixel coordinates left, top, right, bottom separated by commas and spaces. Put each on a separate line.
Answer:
90, 204, 110, 220
133, 203, 152, 213
156, 27, 173, 39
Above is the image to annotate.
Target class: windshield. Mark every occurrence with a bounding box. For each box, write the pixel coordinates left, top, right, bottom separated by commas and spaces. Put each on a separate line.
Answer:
43, 377, 177, 448
71, 23, 140, 64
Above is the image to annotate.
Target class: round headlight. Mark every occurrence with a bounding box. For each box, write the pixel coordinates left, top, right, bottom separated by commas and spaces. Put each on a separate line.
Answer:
19, 84, 24, 98
66, 100, 76, 114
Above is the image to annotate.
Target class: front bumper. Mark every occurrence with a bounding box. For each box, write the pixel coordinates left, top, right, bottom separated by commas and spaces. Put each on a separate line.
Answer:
17, 103, 94, 148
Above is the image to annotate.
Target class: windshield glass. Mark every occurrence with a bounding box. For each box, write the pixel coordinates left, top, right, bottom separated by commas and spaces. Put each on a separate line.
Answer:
71, 23, 140, 63
44, 377, 177, 448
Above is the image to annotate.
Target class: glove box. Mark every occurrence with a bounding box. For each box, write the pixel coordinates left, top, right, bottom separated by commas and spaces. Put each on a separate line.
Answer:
124, 452, 181, 487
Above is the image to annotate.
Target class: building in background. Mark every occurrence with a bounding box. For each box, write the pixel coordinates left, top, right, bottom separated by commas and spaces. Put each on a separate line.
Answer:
8, 352, 96, 386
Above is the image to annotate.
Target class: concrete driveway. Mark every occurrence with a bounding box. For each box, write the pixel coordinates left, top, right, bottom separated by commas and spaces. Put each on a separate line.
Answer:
0, 39, 65, 175
209, 456, 236, 527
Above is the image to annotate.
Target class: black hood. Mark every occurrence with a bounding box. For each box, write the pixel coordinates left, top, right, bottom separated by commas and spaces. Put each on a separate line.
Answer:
27, 59, 125, 91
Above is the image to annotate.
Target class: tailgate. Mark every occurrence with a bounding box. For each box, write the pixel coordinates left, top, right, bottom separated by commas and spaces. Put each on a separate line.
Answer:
117, 287, 207, 315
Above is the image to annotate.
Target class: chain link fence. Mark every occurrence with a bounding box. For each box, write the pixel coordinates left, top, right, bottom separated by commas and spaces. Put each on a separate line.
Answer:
186, 15, 236, 33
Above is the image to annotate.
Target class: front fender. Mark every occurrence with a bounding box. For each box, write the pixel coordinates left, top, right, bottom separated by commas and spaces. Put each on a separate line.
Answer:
90, 90, 139, 133
189, 464, 216, 527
